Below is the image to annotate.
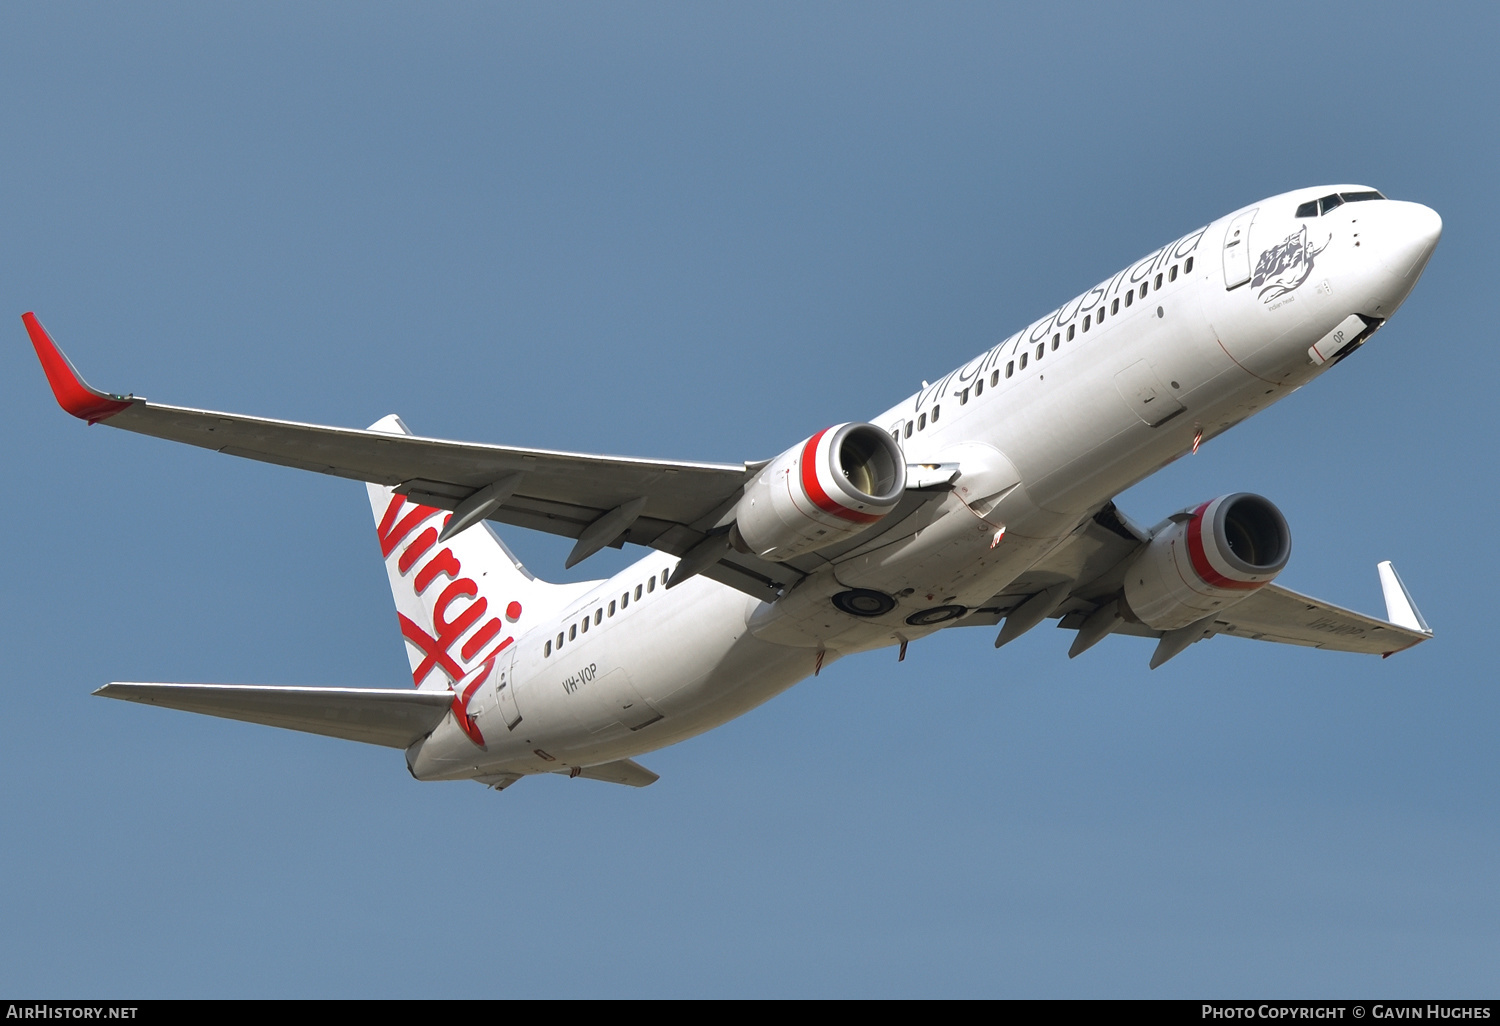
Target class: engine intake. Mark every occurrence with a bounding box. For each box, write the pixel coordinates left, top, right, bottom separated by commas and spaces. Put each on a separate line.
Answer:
731, 423, 906, 562
1122, 492, 1291, 630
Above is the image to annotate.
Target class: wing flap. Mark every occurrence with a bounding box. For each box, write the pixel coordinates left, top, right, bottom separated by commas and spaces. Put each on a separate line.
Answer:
96, 682, 456, 748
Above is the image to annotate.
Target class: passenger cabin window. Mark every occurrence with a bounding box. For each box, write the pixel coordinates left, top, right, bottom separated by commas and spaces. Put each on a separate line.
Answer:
904, 422, 913, 439
557, 632, 564, 648
635, 585, 643, 600
1184, 257, 1194, 273
662, 570, 669, 586
609, 600, 616, 616
621, 592, 629, 609
990, 370, 999, 387
647, 577, 655, 593
1154, 273, 1163, 289
917, 412, 926, 430
931, 405, 940, 422
594, 609, 602, 624
1019, 352, 1028, 369
1139, 283, 1148, 298
1169, 265, 1178, 282
975, 378, 984, 396
1111, 298, 1120, 314
1051, 332, 1060, 350
1035, 343, 1044, 360
580, 616, 588, 633
959, 388, 969, 405
545, 640, 552, 656
569, 624, 577, 640
1067, 324, 1076, 341
1083, 314, 1091, 331
1005, 361, 1014, 378
1125, 291, 1133, 307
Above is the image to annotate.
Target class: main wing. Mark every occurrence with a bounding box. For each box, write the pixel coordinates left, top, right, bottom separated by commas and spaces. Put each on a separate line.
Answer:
1204, 569, 1431, 655
959, 503, 1432, 664
24, 313, 803, 599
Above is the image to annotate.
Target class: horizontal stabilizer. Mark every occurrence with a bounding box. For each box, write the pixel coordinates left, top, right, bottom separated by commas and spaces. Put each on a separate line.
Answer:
97, 683, 455, 749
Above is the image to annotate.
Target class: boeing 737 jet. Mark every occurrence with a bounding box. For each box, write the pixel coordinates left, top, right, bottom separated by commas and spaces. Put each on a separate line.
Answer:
27, 184, 1439, 791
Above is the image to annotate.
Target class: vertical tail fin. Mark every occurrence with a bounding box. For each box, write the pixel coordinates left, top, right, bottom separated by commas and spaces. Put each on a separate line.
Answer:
366, 415, 581, 692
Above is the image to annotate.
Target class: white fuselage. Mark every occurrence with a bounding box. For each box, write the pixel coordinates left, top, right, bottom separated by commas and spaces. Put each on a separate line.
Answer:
408, 185, 1440, 782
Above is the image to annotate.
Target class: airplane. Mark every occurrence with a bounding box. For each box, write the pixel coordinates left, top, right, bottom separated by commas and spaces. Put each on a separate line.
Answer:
25, 183, 1440, 792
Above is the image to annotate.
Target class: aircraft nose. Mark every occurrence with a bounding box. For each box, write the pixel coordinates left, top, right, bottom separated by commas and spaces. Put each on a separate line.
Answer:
1379, 201, 1442, 280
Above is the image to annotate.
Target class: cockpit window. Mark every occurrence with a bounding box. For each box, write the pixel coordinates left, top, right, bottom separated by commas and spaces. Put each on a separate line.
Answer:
1299, 190, 1386, 218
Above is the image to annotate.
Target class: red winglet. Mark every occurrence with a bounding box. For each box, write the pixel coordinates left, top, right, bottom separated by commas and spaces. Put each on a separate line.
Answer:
22, 313, 134, 424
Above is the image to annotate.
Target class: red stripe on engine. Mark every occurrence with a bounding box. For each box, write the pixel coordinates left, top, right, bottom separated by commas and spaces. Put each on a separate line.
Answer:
1185, 500, 1262, 591
798, 428, 881, 524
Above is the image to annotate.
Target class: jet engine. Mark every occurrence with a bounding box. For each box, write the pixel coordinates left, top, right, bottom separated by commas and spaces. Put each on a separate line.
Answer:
1122, 492, 1291, 630
731, 423, 906, 562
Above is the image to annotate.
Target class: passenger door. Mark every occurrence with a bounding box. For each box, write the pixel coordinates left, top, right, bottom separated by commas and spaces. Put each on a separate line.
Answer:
493, 648, 522, 731
1222, 208, 1258, 289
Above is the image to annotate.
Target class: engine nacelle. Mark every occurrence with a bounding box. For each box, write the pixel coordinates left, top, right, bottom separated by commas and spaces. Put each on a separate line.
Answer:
1122, 493, 1291, 630
731, 423, 906, 562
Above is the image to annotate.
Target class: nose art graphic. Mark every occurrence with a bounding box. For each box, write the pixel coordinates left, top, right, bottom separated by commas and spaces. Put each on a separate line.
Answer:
1252, 225, 1329, 303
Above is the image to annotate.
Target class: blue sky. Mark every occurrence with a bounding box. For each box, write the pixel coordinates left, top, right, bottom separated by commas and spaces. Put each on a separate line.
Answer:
1, 3, 1495, 997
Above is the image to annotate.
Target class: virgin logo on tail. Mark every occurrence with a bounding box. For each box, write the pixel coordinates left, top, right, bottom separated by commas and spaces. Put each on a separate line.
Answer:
376, 494, 523, 747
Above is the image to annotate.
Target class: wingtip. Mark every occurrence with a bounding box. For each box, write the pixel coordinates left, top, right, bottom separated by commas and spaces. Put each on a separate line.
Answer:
22, 312, 134, 424
1377, 560, 1433, 635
